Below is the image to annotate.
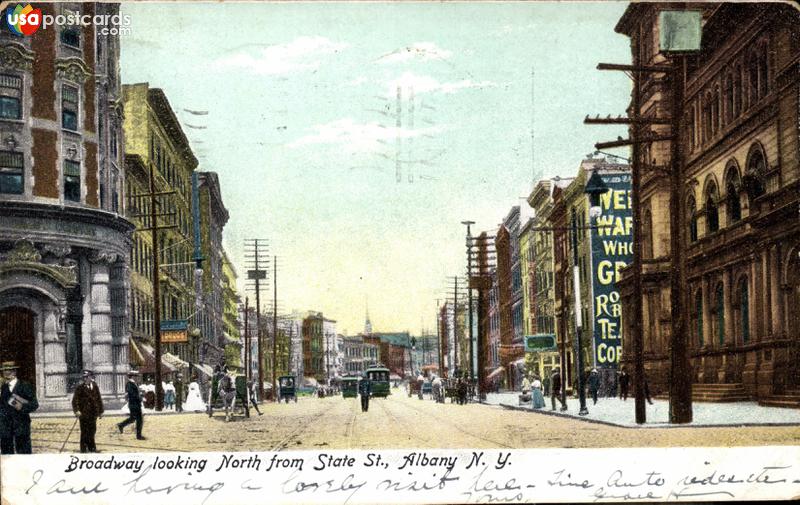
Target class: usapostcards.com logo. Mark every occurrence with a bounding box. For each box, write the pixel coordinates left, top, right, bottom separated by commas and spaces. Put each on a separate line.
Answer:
5, 4, 132, 37
5, 4, 41, 36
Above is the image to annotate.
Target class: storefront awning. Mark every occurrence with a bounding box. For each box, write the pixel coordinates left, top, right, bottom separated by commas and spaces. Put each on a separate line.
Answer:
486, 366, 506, 381
192, 363, 215, 378
136, 342, 178, 374
162, 352, 190, 370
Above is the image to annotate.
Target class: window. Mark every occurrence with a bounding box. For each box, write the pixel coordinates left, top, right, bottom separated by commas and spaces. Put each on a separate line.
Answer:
734, 65, 743, 116
695, 289, 704, 347
738, 277, 749, 343
62, 85, 79, 131
705, 184, 719, 233
111, 170, 119, 213
715, 283, 724, 346
744, 147, 766, 202
0, 74, 22, 120
758, 45, 769, 98
0, 150, 23, 194
63, 160, 81, 202
748, 51, 759, 106
725, 169, 741, 224
687, 195, 698, 242
61, 28, 80, 48
724, 75, 734, 125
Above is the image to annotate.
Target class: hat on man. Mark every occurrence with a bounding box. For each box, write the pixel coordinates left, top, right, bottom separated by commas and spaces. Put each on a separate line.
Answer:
82, 369, 95, 377
0, 361, 20, 371
127, 370, 140, 376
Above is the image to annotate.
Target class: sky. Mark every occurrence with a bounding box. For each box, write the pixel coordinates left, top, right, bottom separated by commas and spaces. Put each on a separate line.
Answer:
119, 1, 633, 336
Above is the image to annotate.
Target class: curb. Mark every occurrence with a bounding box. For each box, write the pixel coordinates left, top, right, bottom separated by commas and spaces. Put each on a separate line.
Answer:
498, 403, 800, 429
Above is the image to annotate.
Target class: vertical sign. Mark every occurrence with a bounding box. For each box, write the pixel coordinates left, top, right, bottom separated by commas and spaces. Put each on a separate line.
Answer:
590, 173, 632, 368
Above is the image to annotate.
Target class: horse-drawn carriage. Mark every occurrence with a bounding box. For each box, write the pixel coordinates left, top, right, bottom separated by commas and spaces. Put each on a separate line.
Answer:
207, 372, 248, 421
278, 375, 298, 403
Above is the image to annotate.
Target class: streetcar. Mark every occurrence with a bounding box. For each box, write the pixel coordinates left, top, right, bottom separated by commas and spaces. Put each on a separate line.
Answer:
341, 377, 359, 398
365, 365, 391, 398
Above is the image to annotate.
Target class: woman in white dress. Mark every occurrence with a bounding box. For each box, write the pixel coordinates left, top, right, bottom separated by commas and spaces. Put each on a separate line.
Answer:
183, 381, 207, 412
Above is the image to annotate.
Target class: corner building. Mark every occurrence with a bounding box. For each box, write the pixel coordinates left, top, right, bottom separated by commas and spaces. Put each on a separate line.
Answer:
617, 2, 800, 405
0, 3, 133, 410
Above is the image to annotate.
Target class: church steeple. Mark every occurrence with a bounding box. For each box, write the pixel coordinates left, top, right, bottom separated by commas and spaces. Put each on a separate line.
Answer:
364, 297, 372, 335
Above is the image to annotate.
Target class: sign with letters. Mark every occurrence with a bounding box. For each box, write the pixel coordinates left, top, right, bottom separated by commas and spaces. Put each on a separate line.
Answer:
524, 334, 556, 352
590, 173, 632, 368
160, 319, 188, 343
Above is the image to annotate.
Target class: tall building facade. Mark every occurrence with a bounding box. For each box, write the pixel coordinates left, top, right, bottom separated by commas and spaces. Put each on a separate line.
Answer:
0, 3, 132, 410
616, 2, 800, 405
123, 83, 199, 372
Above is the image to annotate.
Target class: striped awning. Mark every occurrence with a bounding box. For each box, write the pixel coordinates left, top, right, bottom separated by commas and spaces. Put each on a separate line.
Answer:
486, 366, 506, 381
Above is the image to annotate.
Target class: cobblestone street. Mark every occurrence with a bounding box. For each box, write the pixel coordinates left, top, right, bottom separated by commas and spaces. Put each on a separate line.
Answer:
30, 392, 800, 454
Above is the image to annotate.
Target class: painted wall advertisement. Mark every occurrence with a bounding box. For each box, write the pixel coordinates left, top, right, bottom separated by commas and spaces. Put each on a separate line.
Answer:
590, 173, 632, 368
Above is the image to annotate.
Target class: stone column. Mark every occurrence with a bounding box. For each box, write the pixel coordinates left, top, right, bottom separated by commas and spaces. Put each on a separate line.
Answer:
89, 252, 115, 394
42, 303, 68, 399
723, 268, 734, 345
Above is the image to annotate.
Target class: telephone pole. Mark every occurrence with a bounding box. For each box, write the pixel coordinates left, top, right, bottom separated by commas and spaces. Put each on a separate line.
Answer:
245, 239, 268, 399
129, 160, 180, 411
272, 255, 278, 402
462, 221, 476, 382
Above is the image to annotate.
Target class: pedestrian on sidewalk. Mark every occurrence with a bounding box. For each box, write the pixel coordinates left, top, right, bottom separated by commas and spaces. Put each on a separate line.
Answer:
174, 373, 184, 413
416, 373, 425, 400
72, 370, 104, 453
164, 380, 175, 411
248, 380, 263, 415
531, 375, 546, 409
644, 376, 654, 405
117, 370, 145, 440
359, 374, 372, 412
588, 368, 600, 405
0, 361, 39, 454
550, 368, 566, 411
619, 367, 630, 401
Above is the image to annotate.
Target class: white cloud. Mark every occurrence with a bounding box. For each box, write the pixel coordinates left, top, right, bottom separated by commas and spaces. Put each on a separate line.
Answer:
212, 36, 349, 75
385, 71, 498, 98
377, 42, 452, 64
288, 118, 445, 154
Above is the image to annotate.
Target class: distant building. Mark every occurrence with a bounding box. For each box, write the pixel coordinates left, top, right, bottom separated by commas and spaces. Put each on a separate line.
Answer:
302, 312, 324, 381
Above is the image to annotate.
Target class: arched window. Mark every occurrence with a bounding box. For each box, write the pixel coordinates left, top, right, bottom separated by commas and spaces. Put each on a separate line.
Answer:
733, 65, 743, 117
642, 209, 653, 259
702, 92, 713, 142
738, 277, 749, 343
695, 289, 704, 347
712, 84, 721, 135
715, 283, 725, 346
705, 182, 720, 233
744, 146, 767, 203
687, 194, 698, 242
725, 166, 741, 224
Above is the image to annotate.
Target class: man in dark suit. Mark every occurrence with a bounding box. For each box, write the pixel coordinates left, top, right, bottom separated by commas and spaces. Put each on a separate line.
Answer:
174, 373, 184, 413
0, 361, 39, 454
358, 374, 372, 412
550, 367, 567, 411
72, 369, 104, 453
117, 370, 145, 440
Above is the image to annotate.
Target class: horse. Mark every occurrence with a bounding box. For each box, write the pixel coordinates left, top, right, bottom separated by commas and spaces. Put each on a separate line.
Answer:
217, 373, 237, 422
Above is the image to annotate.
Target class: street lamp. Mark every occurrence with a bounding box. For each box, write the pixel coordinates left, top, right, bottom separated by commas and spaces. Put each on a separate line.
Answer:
572, 169, 609, 416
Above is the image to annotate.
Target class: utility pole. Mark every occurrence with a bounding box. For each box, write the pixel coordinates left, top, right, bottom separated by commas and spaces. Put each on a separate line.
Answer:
244, 297, 250, 385
272, 255, 278, 401
453, 276, 459, 375
462, 221, 476, 382
129, 161, 179, 411
435, 299, 442, 377
245, 239, 268, 399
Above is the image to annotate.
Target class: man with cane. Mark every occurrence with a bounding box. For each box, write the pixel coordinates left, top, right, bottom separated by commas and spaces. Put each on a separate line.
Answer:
71, 369, 104, 453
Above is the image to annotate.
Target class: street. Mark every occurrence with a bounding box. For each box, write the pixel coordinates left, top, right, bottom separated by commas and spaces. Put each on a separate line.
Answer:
31, 392, 800, 454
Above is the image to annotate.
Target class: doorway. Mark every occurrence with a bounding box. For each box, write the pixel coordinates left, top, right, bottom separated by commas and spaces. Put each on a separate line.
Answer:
0, 307, 36, 386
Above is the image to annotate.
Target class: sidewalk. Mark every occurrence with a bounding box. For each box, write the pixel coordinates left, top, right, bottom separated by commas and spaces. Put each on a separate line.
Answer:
484, 392, 800, 427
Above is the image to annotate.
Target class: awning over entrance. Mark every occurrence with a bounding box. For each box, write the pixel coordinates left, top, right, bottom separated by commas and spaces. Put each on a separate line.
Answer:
162, 352, 190, 371
192, 363, 214, 378
486, 366, 506, 381
135, 342, 178, 375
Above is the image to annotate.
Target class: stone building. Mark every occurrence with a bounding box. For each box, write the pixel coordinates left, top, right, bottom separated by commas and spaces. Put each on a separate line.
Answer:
0, 3, 132, 410
616, 2, 800, 405
221, 252, 241, 370
123, 83, 199, 374
302, 311, 324, 381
